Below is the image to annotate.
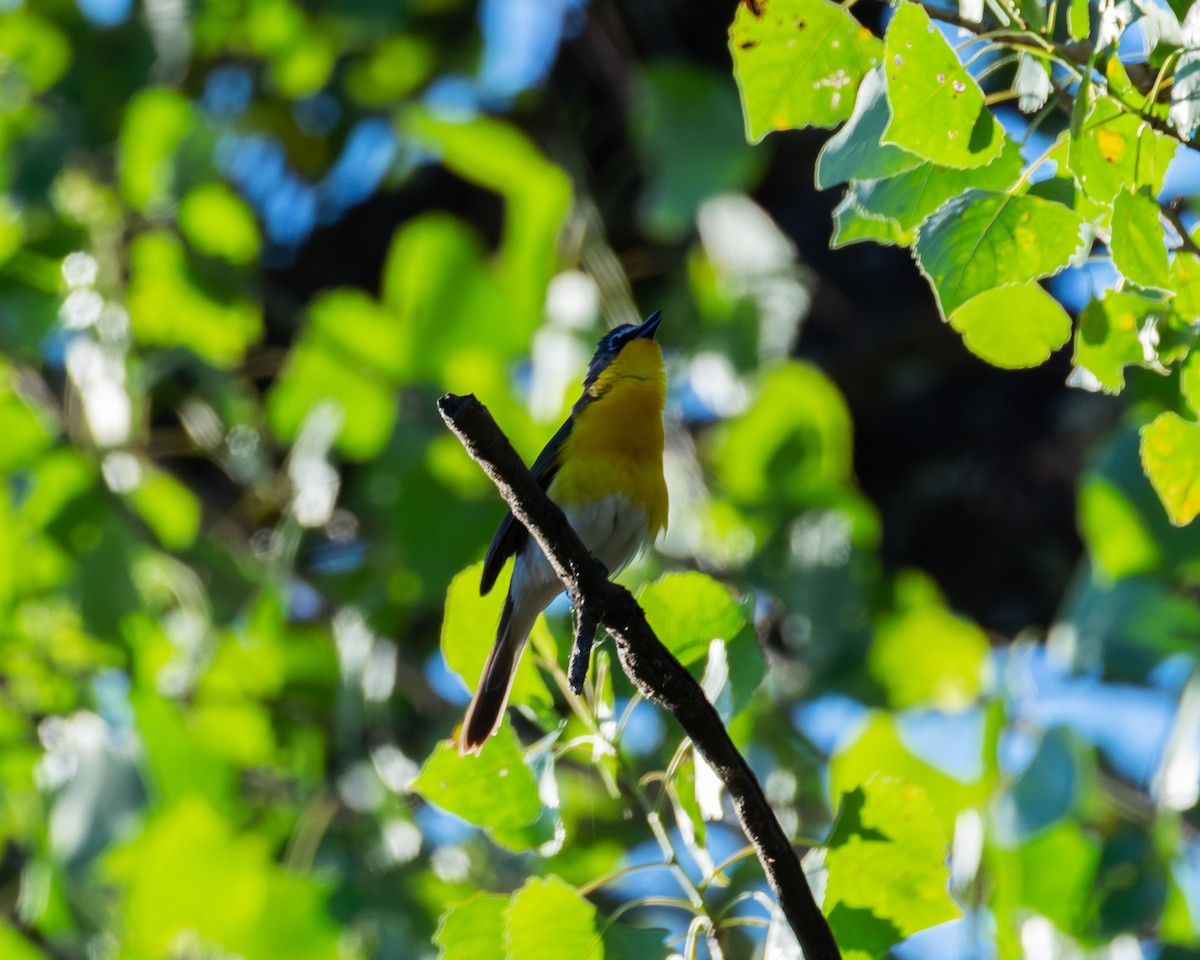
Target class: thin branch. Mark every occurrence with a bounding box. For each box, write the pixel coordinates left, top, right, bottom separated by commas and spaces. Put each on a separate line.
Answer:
437, 393, 840, 960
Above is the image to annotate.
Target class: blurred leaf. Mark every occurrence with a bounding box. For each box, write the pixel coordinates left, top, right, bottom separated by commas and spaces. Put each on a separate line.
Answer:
0, 922, 53, 960
412, 724, 543, 850
883, 2, 1006, 168
129, 468, 202, 550
1111, 188, 1172, 291
1072, 291, 1164, 394
854, 137, 1024, 233
434, 894, 507, 960
831, 711, 995, 831
988, 822, 1101, 937
127, 231, 262, 367
0, 364, 56, 473
869, 571, 989, 709
119, 89, 194, 212
132, 690, 237, 811
441, 561, 553, 715
404, 114, 570, 322
504, 876, 600, 960
1070, 0, 1091, 39
346, 35, 436, 104
915, 190, 1089, 315
816, 67, 922, 189
948, 283, 1073, 369
1079, 475, 1163, 579
0, 10, 71, 92
825, 779, 960, 954
1141, 411, 1200, 525
633, 62, 764, 239
713, 361, 854, 506
1069, 97, 1178, 207
600, 922, 670, 959
729, 0, 882, 141
178, 183, 261, 266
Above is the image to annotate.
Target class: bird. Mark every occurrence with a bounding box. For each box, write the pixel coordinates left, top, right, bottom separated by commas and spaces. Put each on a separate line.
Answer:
458, 311, 668, 755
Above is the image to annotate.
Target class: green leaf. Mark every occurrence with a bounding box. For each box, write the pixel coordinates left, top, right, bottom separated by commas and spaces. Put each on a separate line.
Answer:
1183, 349, 1200, 413
632, 62, 765, 239
714, 361, 855, 505
883, 1, 1006, 168
729, 0, 883, 142
915, 190, 1090, 315
178, 183, 261, 266
600, 922, 671, 959
1069, 0, 1092, 40
825, 778, 961, 954
830, 193, 910, 248
988, 822, 1101, 937
0, 920, 52, 960
1140, 411, 1200, 524
434, 894, 507, 960
126, 231, 262, 367
1078, 475, 1163, 579
504, 877, 600, 960
441, 561, 553, 715
411, 724, 543, 849
816, 67, 922, 188
948, 283, 1073, 369
638, 571, 747, 669
1071, 291, 1164, 394
1069, 97, 1178, 207
1172, 251, 1200, 317
129, 468, 202, 550
119, 89, 195, 212
868, 571, 989, 709
0, 10, 71, 92
855, 136, 1024, 232
1111, 188, 1171, 291
403, 114, 570, 324
267, 336, 394, 460
0, 364, 56, 473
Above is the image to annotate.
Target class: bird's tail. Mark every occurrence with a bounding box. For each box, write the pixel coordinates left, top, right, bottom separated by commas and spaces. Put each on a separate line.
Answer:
458, 593, 531, 755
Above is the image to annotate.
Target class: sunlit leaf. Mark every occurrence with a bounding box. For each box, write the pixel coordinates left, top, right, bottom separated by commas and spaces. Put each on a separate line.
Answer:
1071, 291, 1164, 394
1140, 411, 1200, 525
1069, 97, 1178, 207
119, 89, 194, 212
830, 193, 910, 248
504, 877, 600, 960
854, 136, 1024, 232
0, 10, 71, 92
638, 571, 746, 670
178, 183, 261, 266
729, 0, 882, 141
714, 361, 855, 505
1078, 475, 1162, 578
915, 190, 1090, 315
883, 2, 1006, 168
948, 283, 1073, 369
816, 67, 922, 188
825, 778, 960, 955
868, 571, 989, 709
126, 231, 262, 366
129, 468, 202, 550
988, 822, 1101, 937
434, 894, 507, 960
1111, 188, 1172, 291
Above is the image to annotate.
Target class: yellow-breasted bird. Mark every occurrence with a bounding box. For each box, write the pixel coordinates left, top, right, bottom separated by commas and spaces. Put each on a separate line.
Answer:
459, 311, 668, 755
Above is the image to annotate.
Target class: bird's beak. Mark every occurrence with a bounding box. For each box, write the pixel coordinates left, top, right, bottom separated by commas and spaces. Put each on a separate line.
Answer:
632, 311, 662, 341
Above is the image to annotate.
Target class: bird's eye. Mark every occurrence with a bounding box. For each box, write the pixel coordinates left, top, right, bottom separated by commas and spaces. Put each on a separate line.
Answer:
606, 334, 621, 351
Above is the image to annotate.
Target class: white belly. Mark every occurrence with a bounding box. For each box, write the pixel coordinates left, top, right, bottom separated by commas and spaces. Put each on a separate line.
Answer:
511, 494, 649, 605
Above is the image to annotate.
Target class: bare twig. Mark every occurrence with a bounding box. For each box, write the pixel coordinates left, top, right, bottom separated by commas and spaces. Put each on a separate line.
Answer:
437, 392, 840, 960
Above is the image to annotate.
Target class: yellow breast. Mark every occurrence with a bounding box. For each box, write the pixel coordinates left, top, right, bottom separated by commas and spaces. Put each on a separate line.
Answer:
551, 339, 668, 537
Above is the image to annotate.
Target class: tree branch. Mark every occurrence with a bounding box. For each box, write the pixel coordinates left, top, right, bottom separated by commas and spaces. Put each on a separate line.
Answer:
437, 392, 840, 960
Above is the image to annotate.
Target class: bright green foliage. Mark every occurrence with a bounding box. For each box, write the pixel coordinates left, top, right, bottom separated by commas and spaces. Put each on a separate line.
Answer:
1072, 292, 1164, 394
1112, 188, 1172, 291
824, 779, 960, 958
948, 283, 1073, 369
434, 894, 507, 960
412, 726, 545, 850
869, 572, 990, 709
179, 184, 262, 266
729, 0, 882, 141
119, 89, 196, 212
1141, 412, 1200, 525
915, 191, 1088, 316
1068, 98, 1178, 208
505, 877, 600, 960
883, 2, 1006, 169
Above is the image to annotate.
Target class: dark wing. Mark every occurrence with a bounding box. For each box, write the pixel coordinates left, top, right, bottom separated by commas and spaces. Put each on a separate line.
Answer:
479, 414, 575, 595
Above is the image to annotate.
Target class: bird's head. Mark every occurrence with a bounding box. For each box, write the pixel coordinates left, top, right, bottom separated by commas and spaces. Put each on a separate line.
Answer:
581, 311, 663, 397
